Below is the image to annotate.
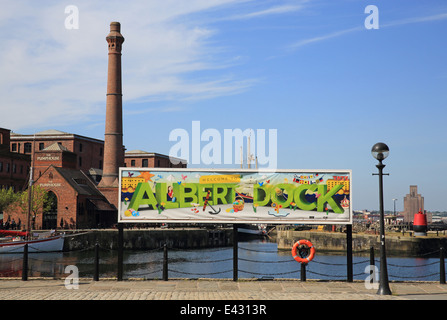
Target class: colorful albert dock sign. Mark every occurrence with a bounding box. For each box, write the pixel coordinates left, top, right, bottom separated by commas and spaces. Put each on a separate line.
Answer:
118, 168, 352, 224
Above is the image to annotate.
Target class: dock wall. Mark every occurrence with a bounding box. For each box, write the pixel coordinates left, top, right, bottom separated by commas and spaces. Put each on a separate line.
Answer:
277, 229, 447, 255
63, 228, 232, 251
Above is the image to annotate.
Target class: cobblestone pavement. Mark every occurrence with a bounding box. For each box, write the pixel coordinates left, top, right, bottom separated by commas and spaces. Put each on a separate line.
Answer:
1, 278, 447, 300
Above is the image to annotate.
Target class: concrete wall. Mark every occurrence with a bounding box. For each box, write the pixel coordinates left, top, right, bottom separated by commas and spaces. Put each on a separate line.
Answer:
277, 229, 447, 255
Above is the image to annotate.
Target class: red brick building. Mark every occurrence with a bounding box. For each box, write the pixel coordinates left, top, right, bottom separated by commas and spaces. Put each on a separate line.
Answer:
4, 128, 186, 230
6, 129, 112, 229
125, 150, 186, 168
0, 128, 30, 191
4, 131, 115, 229
10, 129, 104, 181
35, 165, 116, 229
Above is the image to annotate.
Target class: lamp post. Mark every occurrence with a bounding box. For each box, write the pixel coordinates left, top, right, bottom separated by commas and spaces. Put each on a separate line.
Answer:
371, 142, 392, 295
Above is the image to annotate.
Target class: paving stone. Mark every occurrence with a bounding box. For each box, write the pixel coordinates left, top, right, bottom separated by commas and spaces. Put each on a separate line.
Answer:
0, 279, 446, 300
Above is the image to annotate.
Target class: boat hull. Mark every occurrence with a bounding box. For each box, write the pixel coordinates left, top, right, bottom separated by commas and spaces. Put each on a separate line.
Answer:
238, 224, 267, 239
0, 236, 64, 253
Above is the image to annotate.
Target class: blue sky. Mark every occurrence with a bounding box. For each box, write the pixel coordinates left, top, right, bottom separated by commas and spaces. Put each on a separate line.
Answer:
1, 0, 446, 212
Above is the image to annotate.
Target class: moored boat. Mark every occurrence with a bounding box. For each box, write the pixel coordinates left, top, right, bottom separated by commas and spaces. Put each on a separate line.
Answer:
0, 230, 64, 253
238, 224, 267, 239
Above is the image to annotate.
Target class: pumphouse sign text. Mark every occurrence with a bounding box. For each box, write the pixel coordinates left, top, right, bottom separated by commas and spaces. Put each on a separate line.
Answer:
118, 169, 352, 224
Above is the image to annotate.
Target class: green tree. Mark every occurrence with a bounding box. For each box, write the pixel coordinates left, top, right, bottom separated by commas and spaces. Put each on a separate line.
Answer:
0, 188, 20, 214
17, 185, 54, 224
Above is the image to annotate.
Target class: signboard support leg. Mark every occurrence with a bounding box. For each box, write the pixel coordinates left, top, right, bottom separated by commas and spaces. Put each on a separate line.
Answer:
346, 224, 353, 282
233, 224, 238, 282
117, 223, 123, 281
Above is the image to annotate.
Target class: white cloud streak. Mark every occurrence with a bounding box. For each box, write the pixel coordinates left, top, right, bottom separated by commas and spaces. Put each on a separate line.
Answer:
225, 4, 304, 20
288, 26, 361, 50
288, 11, 447, 50
382, 12, 447, 27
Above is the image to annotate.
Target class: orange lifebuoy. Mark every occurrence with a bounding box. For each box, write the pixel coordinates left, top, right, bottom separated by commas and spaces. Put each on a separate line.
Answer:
291, 239, 315, 264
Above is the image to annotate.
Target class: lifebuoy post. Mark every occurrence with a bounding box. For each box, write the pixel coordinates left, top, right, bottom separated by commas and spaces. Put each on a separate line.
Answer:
301, 262, 306, 281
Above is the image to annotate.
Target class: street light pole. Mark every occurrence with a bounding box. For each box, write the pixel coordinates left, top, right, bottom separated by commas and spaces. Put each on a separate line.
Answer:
372, 142, 392, 295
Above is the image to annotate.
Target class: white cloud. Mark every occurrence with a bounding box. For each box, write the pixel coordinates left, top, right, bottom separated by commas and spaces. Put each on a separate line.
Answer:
6, 1, 443, 133
0, 0, 260, 131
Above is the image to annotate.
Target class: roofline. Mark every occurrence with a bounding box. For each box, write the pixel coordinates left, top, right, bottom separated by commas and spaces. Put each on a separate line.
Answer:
10, 132, 104, 144
124, 152, 187, 162
36, 165, 104, 197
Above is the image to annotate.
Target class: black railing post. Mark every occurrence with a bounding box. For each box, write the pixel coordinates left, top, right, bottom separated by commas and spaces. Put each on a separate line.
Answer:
300, 263, 306, 282
163, 243, 168, 281
117, 223, 123, 281
22, 244, 28, 281
94, 242, 99, 281
233, 224, 238, 282
370, 246, 375, 285
440, 247, 445, 284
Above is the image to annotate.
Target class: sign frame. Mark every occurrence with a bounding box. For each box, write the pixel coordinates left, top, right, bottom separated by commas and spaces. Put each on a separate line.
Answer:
118, 168, 352, 225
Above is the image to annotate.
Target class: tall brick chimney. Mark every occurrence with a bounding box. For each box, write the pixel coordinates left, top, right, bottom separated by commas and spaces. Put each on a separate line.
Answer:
98, 22, 125, 207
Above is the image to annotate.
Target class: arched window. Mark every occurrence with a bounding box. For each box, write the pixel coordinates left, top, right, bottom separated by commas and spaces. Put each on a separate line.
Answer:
43, 191, 58, 230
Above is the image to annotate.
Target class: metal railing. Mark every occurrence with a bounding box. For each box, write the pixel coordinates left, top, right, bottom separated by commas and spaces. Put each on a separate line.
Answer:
3, 243, 445, 284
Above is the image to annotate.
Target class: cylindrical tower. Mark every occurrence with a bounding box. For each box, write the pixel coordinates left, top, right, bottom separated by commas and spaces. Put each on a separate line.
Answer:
99, 22, 125, 188
413, 210, 427, 236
